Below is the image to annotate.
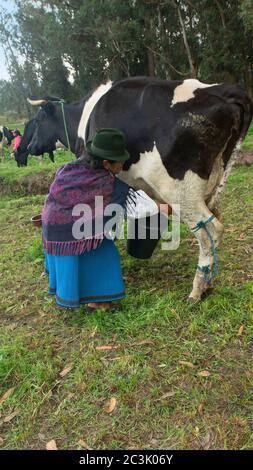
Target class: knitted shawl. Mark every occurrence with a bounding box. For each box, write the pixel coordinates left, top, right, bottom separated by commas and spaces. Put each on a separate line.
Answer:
42, 159, 135, 256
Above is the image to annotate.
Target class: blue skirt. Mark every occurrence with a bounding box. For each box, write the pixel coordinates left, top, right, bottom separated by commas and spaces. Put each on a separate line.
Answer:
45, 238, 125, 308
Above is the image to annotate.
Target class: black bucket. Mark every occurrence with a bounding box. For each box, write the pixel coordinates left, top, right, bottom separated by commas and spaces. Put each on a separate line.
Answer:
127, 212, 169, 259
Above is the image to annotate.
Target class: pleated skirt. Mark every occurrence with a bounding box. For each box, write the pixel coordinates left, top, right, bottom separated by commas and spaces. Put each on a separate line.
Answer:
44, 238, 125, 308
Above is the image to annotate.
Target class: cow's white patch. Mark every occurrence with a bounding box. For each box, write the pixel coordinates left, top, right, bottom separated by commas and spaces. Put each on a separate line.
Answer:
171, 79, 216, 107
55, 140, 66, 149
119, 142, 206, 212
77, 81, 112, 140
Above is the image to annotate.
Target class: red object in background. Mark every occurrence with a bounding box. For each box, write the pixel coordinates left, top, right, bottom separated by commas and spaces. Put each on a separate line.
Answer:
13, 135, 22, 151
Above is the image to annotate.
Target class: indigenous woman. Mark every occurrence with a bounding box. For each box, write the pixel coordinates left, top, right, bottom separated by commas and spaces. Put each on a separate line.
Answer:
12, 130, 22, 152
42, 128, 161, 311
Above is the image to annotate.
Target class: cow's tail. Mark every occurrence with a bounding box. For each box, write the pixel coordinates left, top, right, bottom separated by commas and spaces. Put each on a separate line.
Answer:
230, 92, 253, 143
209, 85, 253, 144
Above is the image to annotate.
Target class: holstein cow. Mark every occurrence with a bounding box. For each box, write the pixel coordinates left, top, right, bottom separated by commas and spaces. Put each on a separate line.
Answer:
14, 117, 64, 167
0, 125, 14, 158
27, 85, 113, 156
27, 77, 252, 300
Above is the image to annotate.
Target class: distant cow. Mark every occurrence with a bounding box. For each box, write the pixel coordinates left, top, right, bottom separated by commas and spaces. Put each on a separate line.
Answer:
14, 118, 59, 167
0, 126, 14, 158
27, 77, 253, 300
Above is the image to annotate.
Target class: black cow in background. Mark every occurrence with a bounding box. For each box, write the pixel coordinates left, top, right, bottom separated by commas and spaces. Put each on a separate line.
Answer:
0, 126, 14, 158
14, 118, 57, 167
26, 85, 112, 157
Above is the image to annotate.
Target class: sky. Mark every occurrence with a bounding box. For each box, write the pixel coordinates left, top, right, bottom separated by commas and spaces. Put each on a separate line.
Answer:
0, 0, 16, 81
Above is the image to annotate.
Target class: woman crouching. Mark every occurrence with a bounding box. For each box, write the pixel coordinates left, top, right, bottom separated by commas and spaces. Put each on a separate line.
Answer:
42, 128, 160, 311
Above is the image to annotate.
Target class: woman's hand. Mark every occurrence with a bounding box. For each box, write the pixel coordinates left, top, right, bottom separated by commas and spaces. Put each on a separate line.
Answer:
156, 201, 173, 215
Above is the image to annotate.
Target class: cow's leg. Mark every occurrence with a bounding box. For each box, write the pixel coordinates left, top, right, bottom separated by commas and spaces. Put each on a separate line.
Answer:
180, 202, 224, 300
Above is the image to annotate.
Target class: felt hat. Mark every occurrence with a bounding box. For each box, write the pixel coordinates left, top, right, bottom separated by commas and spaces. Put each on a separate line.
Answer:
86, 128, 130, 161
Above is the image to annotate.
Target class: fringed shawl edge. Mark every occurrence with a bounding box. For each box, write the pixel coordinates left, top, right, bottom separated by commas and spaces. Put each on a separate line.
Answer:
43, 234, 104, 256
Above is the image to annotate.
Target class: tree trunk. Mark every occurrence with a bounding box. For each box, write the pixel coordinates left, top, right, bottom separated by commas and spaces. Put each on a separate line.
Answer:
157, 2, 172, 79
145, 14, 156, 76
244, 63, 253, 100
147, 47, 156, 76
214, 0, 226, 28
171, 0, 196, 78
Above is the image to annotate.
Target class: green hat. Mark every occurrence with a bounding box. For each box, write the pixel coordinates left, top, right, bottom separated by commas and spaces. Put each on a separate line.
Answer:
86, 128, 130, 161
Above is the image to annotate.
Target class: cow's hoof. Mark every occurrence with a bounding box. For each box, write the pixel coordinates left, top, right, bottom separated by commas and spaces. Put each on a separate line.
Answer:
187, 296, 200, 303
201, 287, 214, 299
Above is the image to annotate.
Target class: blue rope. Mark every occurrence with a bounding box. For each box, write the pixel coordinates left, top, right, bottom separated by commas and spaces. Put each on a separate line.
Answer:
192, 215, 218, 284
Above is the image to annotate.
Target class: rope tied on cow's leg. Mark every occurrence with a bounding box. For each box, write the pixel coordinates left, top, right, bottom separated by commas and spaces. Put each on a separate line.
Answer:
192, 214, 218, 284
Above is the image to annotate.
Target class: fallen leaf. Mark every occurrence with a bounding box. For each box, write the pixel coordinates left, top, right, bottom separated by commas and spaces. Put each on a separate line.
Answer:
226, 226, 237, 233
105, 397, 117, 414
3, 411, 19, 423
150, 438, 160, 446
67, 393, 75, 400
201, 431, 214, 450
236, 233, 245, 241
6, 323, 18, 331
237, 325, 244, 336
0, 388, 15, 404
198, 403, 204, 415
78, 439, 92, 450
156, 391, 176, 401
108, 355, 131, 361
89, 327, 98, 339
59, 364, 74, 378
95, 345, 115, 350
46, 439, 58, 450
179, 360, 194, 368
131, 340, 154, 346
194, 426, 200, 436
198, 370, 211, 377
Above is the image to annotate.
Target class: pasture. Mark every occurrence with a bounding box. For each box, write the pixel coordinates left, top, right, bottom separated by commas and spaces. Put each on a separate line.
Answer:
0, 130, 253, 450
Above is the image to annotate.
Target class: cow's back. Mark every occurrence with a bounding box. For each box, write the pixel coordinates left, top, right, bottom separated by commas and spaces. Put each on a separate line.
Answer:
87, 77, 252, 181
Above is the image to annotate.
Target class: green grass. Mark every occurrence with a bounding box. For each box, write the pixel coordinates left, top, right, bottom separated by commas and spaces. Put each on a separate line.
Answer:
0, 124, 253, 450
242, 123, 253, 150
0, 159, 253, 449
0, 119, 25, 135
0, 149, 71, 196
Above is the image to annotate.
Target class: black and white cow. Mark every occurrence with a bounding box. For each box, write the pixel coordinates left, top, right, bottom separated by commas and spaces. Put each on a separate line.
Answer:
0, 125, 14, 157
14, 117, 65, 167
27, 77, 253, 300
27, 85, 113, 156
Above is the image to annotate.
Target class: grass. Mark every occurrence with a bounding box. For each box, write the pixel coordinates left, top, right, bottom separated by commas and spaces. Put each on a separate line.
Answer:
242, 123, 253, 150
0, 148, 70, 196
0, 119, 25, 135
0, 129, 253, 450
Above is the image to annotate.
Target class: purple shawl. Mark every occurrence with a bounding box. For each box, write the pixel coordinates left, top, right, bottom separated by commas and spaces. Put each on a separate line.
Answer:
42, 160, 116, 256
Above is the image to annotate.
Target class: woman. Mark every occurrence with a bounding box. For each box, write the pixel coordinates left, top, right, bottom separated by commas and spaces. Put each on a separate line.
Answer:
42, 128, 163, 311
12, 130, 22, 152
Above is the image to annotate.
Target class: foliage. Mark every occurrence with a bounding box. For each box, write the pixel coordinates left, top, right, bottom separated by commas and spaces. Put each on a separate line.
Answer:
0, 160, 253, 449
0, 0, 252, 119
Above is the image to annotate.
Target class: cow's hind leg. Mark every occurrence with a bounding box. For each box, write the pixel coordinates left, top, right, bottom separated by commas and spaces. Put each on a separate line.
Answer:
180, 201, 224, 301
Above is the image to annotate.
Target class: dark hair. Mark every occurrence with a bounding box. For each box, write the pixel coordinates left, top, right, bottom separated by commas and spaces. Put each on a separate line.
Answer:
81, 151, 104, 169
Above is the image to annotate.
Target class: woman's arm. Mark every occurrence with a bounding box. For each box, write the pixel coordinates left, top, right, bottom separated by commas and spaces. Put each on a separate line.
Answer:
155, 201, 173, 215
